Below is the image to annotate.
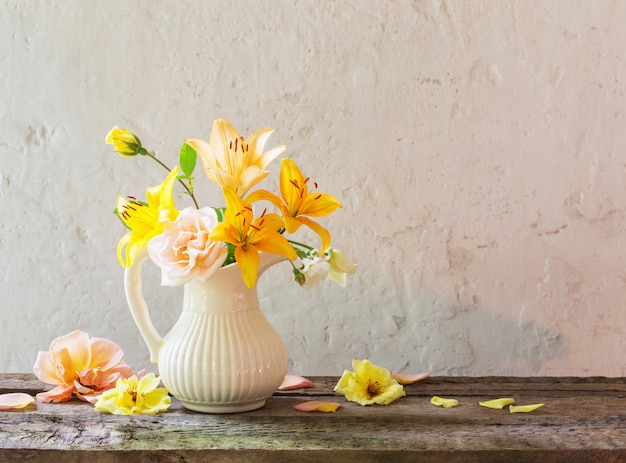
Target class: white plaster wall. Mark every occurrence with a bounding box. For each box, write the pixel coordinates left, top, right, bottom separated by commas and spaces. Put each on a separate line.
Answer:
2, 0, 625, 376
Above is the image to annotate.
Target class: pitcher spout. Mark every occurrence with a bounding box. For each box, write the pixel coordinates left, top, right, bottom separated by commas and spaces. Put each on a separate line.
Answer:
258, 252, 288, 277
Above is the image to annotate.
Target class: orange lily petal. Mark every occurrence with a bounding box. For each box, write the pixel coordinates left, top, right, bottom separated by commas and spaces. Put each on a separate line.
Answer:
294, 401, 341, 413
245, 189, 284, 210
279, 158, 306, 211
298, 217, 332, 254
509, 403, 544, 413
278, 375, 314, 391
300, 192, 342, 217
479, 398, 515, 409
234, 245, 260, 288
0, 393, 35, 410
391, 372, 430, 384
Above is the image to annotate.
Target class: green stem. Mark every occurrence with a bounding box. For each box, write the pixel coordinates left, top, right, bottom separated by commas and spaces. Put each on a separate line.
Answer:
287, 239, 316, 251
142, 149, 199, 209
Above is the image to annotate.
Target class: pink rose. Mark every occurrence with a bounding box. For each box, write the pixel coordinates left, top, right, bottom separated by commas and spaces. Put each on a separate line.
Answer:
148, 207, 227, 286
33, 330, 136, 403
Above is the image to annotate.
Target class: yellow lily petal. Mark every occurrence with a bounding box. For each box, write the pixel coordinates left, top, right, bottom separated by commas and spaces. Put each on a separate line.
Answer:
509, 403, 544, 413
431, 396, 459, 408
391, 372, 430, 385
294, 401, 341, 413
116, 167, 180, 267
0, 393, 35, 410
479, 398, 515, 409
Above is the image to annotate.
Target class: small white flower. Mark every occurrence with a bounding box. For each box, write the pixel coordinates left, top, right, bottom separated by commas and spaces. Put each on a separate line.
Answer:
327, 249, 356, 287
298, 254, 331, 289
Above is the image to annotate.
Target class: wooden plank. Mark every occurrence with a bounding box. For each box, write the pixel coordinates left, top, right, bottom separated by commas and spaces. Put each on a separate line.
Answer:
3, 374, 625, 396
1, 375, 625, 462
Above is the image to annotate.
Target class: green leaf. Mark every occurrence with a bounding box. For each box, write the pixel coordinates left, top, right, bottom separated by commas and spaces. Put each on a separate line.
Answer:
179, 142, 197, 178
213, 207, 226, 222
224, 243, 237, 265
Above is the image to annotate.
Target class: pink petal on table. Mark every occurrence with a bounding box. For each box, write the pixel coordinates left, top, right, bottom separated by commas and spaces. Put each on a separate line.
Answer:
278, 375, 314, 390
391, 372, 430, 384
294, 401, 342, 412
0, 393, 35, 410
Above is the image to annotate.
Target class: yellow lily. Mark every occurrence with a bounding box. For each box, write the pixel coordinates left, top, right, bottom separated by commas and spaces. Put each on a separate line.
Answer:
247, 158, 342, 253
210, 186, 297, 288
186, 118, 285, 197
105, 126, 143, 157
116, 167, 180, 267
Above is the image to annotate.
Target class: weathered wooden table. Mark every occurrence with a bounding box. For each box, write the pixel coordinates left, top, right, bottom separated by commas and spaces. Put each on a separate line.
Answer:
1, 374, 625, 462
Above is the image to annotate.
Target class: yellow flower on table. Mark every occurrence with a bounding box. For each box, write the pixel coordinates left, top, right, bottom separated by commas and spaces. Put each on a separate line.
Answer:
210, 186, 297, 288
116, 167, 180, 267
94, 373, 171, 415
334, 359, 405, 406
187, 118, 286, 197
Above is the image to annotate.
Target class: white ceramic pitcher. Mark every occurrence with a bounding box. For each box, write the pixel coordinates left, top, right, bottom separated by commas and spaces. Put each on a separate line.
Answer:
124, 249, 288, 413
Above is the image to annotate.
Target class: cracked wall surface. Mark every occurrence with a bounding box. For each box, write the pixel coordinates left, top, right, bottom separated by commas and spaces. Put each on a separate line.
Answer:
1, 0, 625, 376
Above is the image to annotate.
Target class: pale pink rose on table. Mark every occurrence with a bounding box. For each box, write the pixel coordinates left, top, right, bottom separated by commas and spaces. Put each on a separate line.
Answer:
33, 330, 136, 403
148, 207, 228, 286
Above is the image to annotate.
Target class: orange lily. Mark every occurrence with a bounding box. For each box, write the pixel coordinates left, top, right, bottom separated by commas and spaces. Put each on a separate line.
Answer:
247, 158, 342, 253
210, 186, 297, 287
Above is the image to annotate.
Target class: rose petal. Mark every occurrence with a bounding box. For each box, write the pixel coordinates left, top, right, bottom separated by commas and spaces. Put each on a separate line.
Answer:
390, 372, 430, 384
509, 403, 544, 413
293, 401, 341, 412
479, 398, 515, 409
0, 393, 35, 410
430, 396, 459, 408
278, 375, 314, 391
36, 384, 75, 403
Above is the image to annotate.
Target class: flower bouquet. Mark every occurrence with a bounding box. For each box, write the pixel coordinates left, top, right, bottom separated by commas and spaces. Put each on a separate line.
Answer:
107, 118, 355, 289
106, 118, 355, 413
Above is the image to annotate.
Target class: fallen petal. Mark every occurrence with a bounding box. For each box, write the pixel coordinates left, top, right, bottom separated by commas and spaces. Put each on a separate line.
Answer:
390, 372, 430, 384
510, 403, 544, 413
278, 375, 314, 391
430, 396, 458, 408
0, 393, 35, 410
479, 398, 515, 409
294, 401, 342, 412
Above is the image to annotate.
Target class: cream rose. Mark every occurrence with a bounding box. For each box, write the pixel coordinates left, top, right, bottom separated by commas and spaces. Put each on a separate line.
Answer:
148, 207, 227, 286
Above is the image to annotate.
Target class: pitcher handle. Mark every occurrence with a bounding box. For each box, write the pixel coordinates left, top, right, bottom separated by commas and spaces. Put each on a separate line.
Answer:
124, 246, 163, 363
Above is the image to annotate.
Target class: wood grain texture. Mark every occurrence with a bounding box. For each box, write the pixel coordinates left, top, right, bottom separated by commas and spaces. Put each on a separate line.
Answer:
1, 375, 625, 462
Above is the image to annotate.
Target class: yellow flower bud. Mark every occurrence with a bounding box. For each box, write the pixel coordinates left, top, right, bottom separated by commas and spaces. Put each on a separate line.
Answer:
106, 126, 143, 157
